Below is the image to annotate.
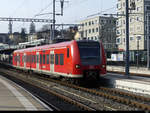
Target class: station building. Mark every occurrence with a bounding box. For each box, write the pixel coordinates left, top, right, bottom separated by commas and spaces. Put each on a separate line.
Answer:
116, 0, 150, 63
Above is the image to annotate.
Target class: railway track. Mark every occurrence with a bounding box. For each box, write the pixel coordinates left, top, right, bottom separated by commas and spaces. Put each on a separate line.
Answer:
107, 70, 150, 78
0, 65, 97, 111
0, 63, 150, 111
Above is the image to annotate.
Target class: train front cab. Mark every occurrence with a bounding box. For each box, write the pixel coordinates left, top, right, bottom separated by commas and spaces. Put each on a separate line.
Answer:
72, 40, 106, 81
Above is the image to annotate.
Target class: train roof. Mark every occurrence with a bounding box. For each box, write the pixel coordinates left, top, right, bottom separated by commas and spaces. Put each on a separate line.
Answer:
14, 40, 101, 53
14, 40, 75, 53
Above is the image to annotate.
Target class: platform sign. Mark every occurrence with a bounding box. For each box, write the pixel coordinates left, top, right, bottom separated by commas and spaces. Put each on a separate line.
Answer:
111, 54, 124, 61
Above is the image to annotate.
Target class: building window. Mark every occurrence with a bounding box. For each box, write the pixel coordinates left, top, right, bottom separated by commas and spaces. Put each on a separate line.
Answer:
137, 17, 139, 21
123, 38, 126, 43
116, 38, 121, 44
146, 6, 150, 11
92, 28, 95, 33
95, 37, 97, 40
117, 30, 120, 35
85, 22, 87, 26
137, 36, 141, 40
89, 21, 91, 26
130, 18, 132, 22
137, 7, 140, 11
96, 28, 99, 32
89, 29, 91, 34
130, 37, 134, 41
123, 20, 125, 24
92, 21, 94, 25
95, 20, 98, 24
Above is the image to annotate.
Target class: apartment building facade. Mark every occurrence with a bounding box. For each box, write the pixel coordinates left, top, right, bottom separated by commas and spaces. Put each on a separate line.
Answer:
78, 16, 117, 54
116, 0, 150, 62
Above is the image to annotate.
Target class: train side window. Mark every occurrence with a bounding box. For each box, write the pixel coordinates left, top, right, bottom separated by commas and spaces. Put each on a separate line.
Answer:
22, 55, 24, 62
55, 54, 59, 65
32, 55, 34, 63
43, 54, 46, 64
27, 55, 29, 63
34, 55, 36, 63
31, 55, 33, 63
50, 54, 54, 64
40, 55, 42, 64
26, 55, 27, 63
46, 54, 49, 64
60, 54, 64, 65
30, 55, 32, 63
67, 48, 69, 58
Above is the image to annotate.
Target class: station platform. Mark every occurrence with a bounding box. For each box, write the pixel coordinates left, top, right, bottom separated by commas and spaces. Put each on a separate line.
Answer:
107, 65, 150, 75
0, 75, 52, 111
103, 72, 150, 96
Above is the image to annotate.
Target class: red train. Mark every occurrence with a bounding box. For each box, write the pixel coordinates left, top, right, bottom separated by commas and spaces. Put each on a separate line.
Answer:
12, 40, 106, 82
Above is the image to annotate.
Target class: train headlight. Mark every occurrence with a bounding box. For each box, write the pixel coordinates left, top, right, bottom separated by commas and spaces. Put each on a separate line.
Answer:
75, 64, 80, 69
102, 65, 106, 68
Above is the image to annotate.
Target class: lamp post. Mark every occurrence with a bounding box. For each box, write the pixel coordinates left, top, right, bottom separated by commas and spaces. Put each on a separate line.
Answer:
147, 13, 150, 69
125, 0, 130, 77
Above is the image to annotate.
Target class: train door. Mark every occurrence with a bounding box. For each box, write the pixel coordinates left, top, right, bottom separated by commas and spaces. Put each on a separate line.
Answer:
36, 52, 40, 71
24, 53, 26, 69
17, 53, 19, 67
50, 51, 54, 73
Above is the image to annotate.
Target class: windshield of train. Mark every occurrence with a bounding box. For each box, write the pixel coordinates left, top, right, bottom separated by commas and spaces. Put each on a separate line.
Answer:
77, 41, 101, 65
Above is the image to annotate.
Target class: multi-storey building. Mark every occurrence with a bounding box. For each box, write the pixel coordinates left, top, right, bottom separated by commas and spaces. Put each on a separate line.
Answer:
78, 16, 117, 54
116, 0, 150, 62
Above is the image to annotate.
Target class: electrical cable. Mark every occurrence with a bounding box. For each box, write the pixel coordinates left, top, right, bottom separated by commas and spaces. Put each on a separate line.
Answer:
10, 0, 27, 17
33, 1, 53, 18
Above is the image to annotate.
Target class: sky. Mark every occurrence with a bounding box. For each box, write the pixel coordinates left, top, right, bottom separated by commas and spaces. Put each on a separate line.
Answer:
0, 0, 117, 33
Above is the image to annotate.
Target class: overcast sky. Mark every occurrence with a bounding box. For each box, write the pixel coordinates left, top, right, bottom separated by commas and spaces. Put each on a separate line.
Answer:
0, 0, 117, 33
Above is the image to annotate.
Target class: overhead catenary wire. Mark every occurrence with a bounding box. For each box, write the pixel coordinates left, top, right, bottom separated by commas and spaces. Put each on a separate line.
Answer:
9, 0, 27, 17
33, 1, 53, 18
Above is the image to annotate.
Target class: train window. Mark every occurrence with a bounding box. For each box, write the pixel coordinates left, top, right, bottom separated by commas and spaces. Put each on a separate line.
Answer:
60, 54, 64, 65
34, 55, 36, 63
31, 55, 33, 63
40, 55, 42, 64
23, 55, 25, 63
77, 41, 101, 65
43, 54, 46, 64
15, 56, 16, 62
50, 54, 54, 64
67, 48, 69, 58
27, 55, 29, 63
22, 55, 24, 63
47, 54, 49, 64
33, 55, 34, 63
55, 54, 59, 65
26, 55, 28, 63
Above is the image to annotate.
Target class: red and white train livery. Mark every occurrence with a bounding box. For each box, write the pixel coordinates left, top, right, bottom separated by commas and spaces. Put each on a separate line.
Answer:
12, 40, 106, 80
